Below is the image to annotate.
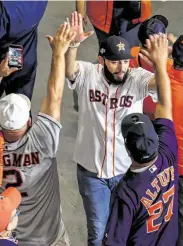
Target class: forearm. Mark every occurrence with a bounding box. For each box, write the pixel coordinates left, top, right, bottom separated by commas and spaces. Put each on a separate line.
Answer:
65, 47, 78, 80
76, 0, 85, 15
40, 51, 65, 121
47, 52, 65, 102
154, 63, 172, 119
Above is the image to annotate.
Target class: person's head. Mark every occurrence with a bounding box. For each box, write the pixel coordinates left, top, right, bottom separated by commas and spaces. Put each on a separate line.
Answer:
172, 35, 183, 71
98, 36, 135, 85
138, 15, 168, 47
0, 187, 21, 239
121, 113, 159, 169
0, 94, 32, 142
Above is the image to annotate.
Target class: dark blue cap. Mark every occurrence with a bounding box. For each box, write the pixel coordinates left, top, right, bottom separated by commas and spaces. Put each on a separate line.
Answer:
138, 15, 168, 46
121, 113, 158, 164
99, 35, 135, 60
0, 240, 17, 245
172, 35, 183, 69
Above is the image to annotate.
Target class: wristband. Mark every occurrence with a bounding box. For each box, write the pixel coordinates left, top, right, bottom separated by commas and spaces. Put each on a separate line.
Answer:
69, 42, 80, 49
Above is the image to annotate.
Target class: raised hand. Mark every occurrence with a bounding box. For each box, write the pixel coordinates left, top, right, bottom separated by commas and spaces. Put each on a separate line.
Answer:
140, 33, 168, 67
46, 23, 76, 54
168, 33, 177, 44
67, 11, 94, 43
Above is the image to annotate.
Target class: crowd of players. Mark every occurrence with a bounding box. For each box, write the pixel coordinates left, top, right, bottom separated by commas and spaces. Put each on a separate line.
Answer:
0, 1, 183, 246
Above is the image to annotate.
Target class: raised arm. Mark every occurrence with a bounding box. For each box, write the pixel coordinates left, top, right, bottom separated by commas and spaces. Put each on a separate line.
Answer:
65, 11, 93, 81
76, 0, 85, 16
76, 0, 88, 29
40, 23, 76, 121
141, 33, 172, 120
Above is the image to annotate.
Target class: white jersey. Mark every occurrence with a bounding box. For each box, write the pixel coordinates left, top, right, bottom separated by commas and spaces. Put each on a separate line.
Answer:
0, 113, 63, 246
67, 61, 155, 179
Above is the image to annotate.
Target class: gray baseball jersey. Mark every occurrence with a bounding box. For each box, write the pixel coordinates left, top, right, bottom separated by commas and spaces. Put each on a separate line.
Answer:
0, 113, 63, 246
67, 61, 155, 179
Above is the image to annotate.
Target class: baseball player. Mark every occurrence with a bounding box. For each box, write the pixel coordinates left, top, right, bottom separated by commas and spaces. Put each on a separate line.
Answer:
0, 23, 76, 245
130, 18, 183, 244
0, 187, 21, 245
103, 34, 178, 246
65, 11, 157, 246
130, 14, 169, 119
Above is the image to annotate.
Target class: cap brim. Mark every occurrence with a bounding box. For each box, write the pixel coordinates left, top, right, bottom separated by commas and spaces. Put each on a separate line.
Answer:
121, 113, 154, 138
2, 187, 22, 211
104, 54, 135, 61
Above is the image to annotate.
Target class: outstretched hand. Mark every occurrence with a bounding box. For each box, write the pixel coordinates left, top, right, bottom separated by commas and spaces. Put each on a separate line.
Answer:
168, 33, 177, 44
140, 33, 168, 67
46, 23, 76, 54
67, 11, 94, 43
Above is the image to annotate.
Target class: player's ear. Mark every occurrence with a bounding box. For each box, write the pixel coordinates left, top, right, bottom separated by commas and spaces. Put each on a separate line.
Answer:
98, 56, 104, 65
27, 117, 32, 127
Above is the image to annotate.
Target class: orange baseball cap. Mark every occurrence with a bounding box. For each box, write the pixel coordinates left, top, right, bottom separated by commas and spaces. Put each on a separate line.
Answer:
0, 187, 22, 232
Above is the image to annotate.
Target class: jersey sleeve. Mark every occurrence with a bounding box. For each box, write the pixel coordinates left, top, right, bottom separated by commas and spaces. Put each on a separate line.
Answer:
66, 61, 93, 93
135, 67, 155, 100
2, 1, 47, 30
28, 113, 62, 158
103, 189, 135, 246
154, 118, 178, 165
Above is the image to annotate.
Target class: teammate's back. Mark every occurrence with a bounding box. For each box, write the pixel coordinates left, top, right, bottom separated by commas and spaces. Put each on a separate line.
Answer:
115, 123, 178, 245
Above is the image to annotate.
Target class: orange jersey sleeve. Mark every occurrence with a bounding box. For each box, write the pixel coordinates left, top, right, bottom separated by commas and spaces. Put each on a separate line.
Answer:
168, 63, 183, 175
132, 0, 152, 25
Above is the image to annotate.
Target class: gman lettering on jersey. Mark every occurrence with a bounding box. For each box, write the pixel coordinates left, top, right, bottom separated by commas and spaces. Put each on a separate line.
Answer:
3, 152, 40, 167
89, 89, 134, 109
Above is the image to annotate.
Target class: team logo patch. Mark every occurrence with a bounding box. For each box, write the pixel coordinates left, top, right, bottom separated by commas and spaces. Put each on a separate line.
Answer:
131, 115, 139, 123
116, 42, 125, 51
149, 165, 157, 173
100, 48, 106, 54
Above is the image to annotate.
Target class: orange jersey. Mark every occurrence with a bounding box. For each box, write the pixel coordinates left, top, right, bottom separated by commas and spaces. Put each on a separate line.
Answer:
130, 47, 183, 175
86, 0, 152, 34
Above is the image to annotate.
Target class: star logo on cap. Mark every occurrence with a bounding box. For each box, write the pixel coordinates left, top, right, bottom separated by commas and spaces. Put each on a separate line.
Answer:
116, 42, 125, 51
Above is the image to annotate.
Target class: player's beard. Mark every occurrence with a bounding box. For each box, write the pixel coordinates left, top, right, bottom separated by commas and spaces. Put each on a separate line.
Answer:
103, 63, 129, 85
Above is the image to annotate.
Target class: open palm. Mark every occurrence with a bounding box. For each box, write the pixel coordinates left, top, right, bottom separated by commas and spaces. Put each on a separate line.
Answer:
68, 11, 94, 43
140, 34, 168, 66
